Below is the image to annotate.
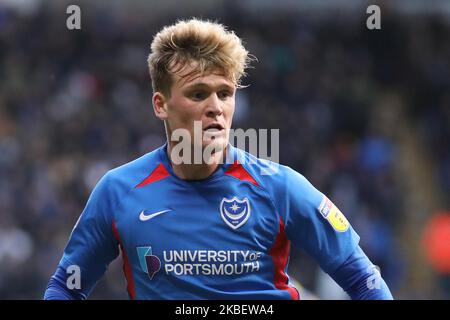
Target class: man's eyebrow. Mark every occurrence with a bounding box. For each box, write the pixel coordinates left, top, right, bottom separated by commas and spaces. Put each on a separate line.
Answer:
184, 82, 234, 90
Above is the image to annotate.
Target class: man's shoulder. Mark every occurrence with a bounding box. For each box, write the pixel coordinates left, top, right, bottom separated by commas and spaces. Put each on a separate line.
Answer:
102, 146, 165, 191
231, 146, 307, 189
231, 146, 318, 222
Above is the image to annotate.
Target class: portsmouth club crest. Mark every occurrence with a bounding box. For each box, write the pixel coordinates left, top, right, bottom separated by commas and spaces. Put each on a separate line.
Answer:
220, 197, 251, 230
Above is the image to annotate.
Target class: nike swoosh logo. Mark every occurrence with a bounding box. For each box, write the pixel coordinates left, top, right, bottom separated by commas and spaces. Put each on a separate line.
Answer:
139, 209, 172, 221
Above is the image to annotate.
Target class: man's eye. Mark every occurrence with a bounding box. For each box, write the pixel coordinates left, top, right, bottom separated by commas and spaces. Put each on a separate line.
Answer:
191, 92, 208, 100
218, 91, 232, 99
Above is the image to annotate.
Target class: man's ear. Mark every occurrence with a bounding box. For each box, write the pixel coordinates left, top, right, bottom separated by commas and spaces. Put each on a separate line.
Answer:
153, 92, 168, 120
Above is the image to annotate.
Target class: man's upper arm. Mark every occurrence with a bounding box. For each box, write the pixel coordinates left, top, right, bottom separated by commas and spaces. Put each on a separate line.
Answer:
57, 172, 120, 296
276, 168, 360, 274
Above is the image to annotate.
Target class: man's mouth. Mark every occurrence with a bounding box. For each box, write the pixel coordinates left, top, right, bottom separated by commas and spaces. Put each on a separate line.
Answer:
203, 123, 225, 132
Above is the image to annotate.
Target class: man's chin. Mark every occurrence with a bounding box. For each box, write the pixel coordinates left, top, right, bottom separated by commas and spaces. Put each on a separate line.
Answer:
202, 137, 227, 153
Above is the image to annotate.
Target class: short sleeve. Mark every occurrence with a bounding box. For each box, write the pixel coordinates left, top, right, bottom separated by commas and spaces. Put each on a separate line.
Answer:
58, 172, 120, 295
280, 168, 360, 274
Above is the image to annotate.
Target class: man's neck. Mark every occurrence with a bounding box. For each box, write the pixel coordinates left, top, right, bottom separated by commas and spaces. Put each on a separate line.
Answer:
167, 143, 226, 180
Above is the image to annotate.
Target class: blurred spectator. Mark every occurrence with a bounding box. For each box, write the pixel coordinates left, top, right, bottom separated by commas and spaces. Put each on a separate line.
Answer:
422, 212, 450, 297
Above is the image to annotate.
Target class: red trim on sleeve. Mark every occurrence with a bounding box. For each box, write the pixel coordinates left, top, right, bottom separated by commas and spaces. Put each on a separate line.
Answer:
112, 220, 136, 300
225, 161, 260, 187
268, 218, 300, 300
135, 163, 170, 188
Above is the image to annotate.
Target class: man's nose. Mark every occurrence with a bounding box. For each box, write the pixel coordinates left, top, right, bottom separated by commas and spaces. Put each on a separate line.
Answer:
205, 93, 223, 117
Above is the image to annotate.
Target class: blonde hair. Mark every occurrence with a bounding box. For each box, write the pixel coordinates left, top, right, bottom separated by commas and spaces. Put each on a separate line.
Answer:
147, 18, 254, 96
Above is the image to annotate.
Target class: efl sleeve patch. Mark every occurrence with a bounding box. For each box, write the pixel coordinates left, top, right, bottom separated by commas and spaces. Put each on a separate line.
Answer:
318, 196, 350, 232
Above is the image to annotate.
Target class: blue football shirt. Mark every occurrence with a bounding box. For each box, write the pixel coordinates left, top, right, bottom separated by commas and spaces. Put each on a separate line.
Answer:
58, 144, 360, 299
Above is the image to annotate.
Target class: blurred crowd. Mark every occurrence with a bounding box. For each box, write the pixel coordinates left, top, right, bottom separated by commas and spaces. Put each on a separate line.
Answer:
0, 2, 449, 299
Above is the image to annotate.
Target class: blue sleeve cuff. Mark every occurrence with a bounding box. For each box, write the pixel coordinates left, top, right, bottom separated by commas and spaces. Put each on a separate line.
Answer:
329, 246, 394, 300
43, 266, 87, 300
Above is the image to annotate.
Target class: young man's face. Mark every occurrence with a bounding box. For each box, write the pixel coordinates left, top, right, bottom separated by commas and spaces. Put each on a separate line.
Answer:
154, 63, 236, 155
